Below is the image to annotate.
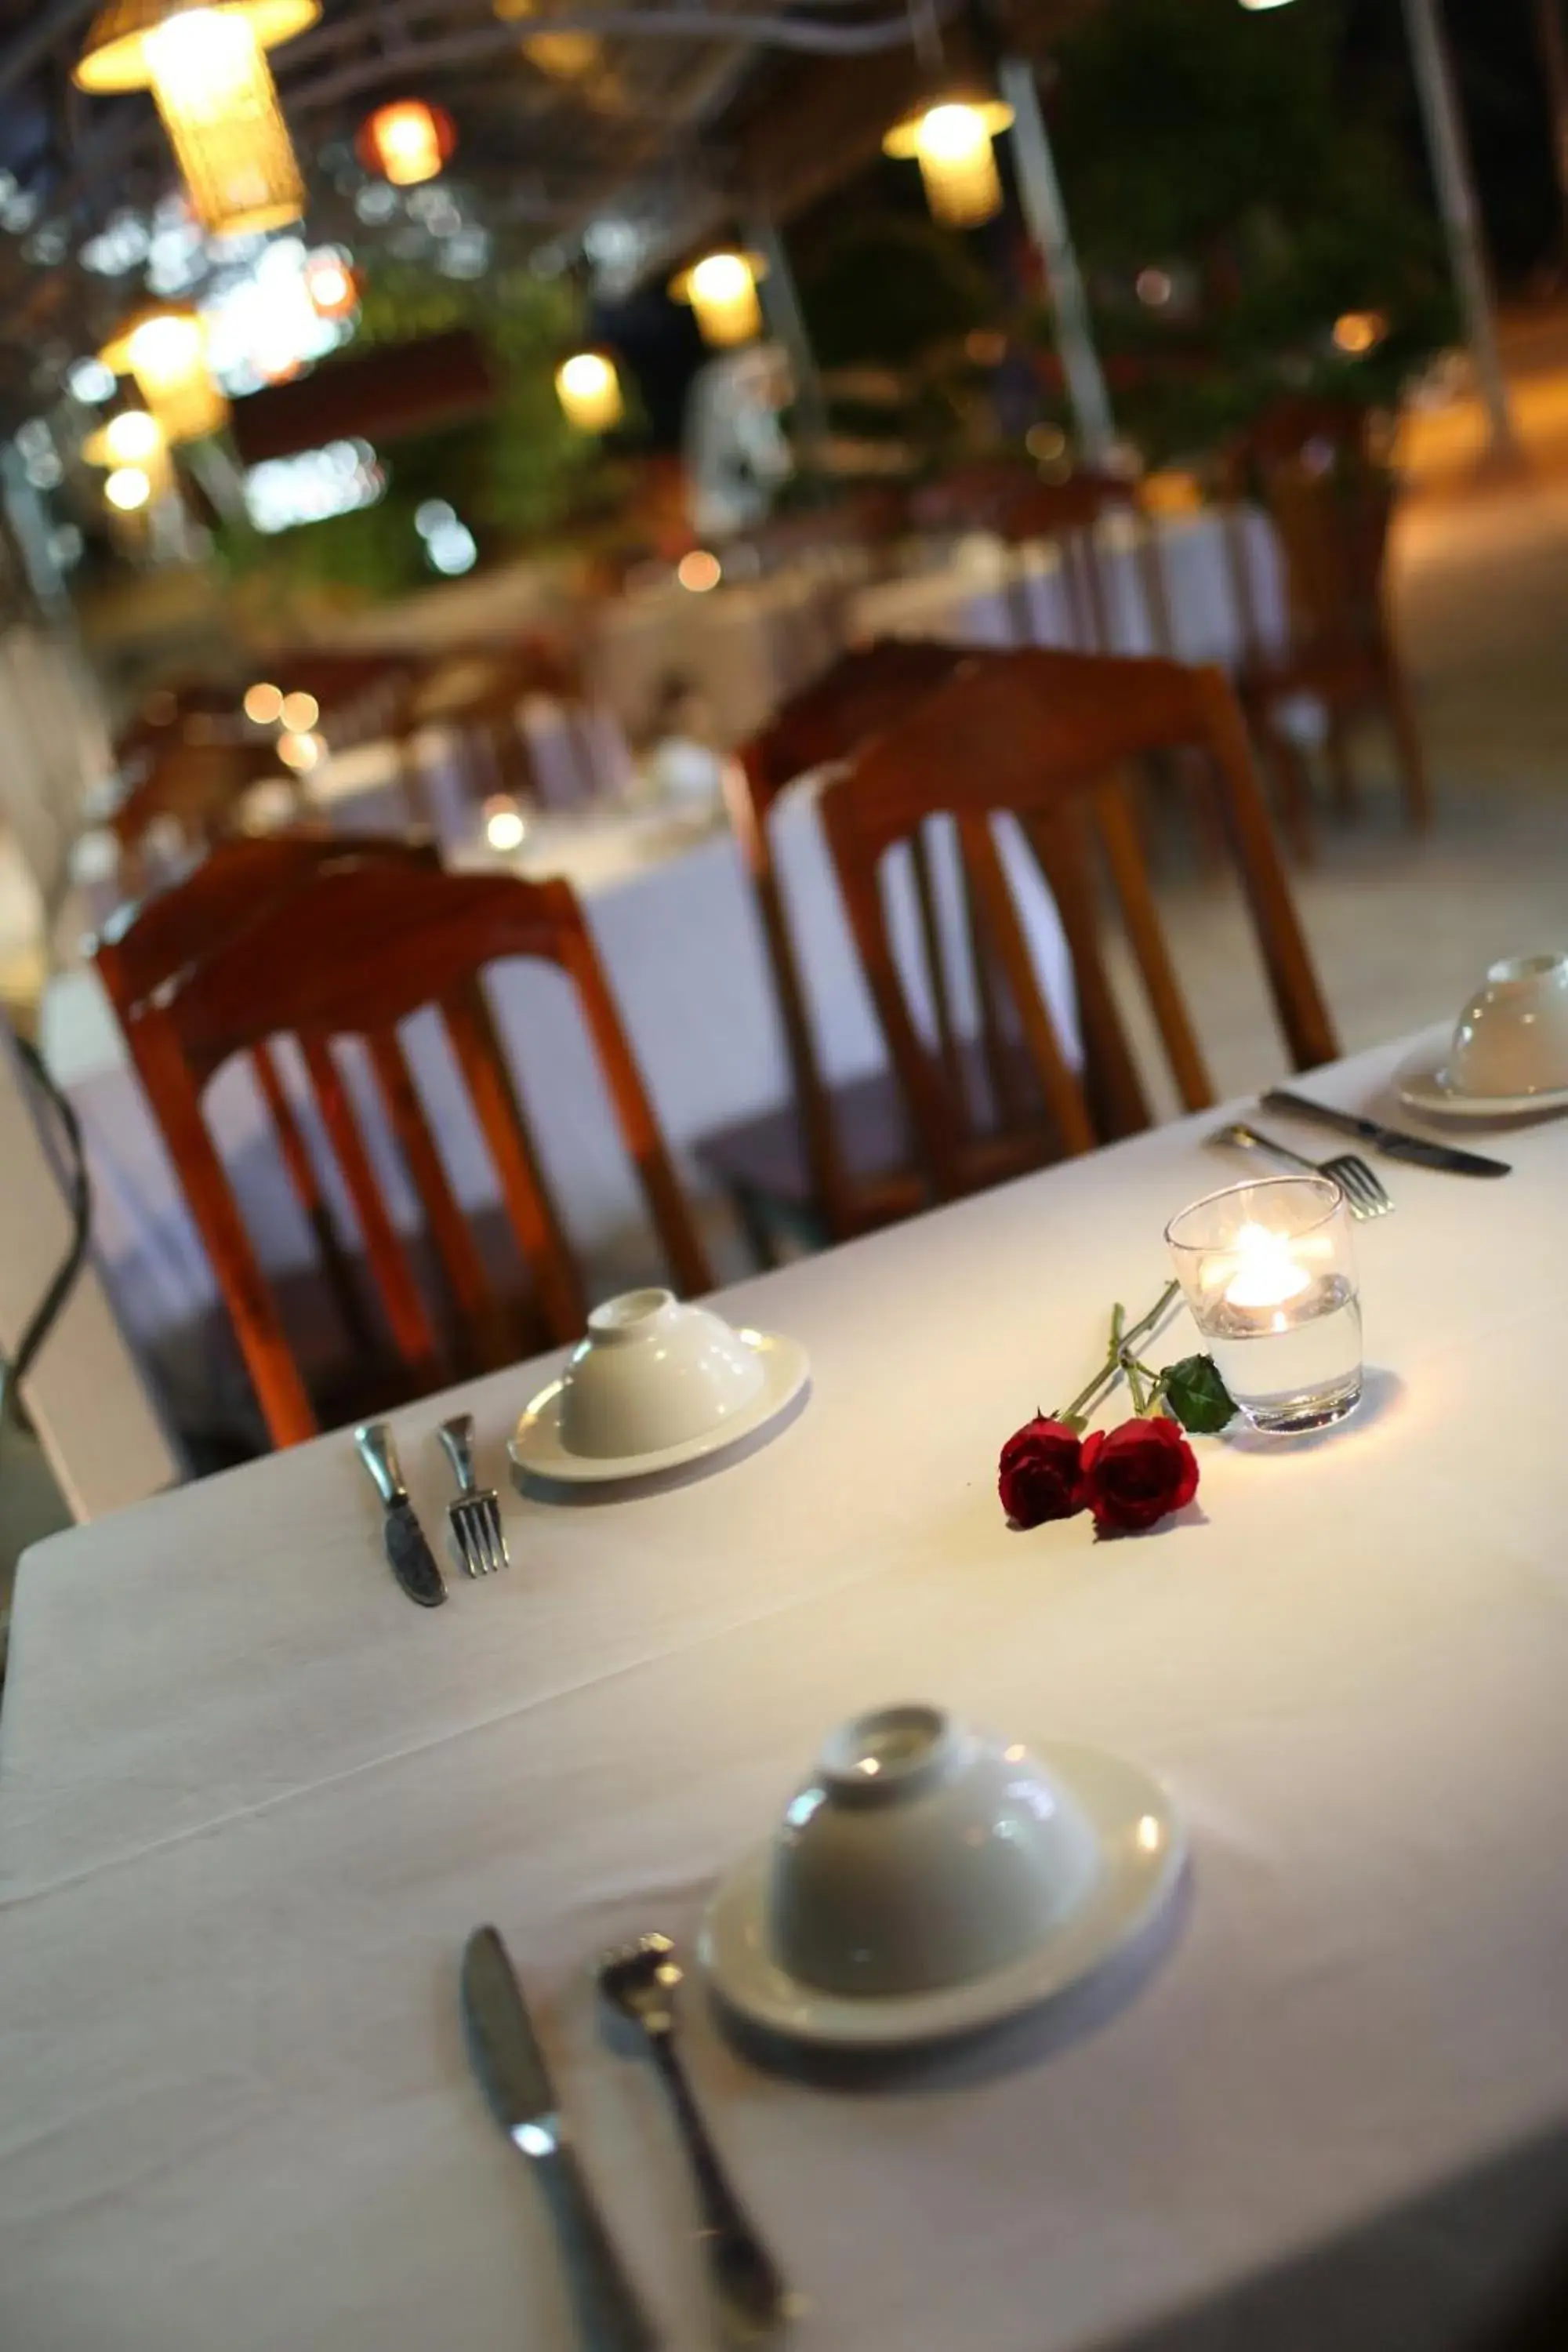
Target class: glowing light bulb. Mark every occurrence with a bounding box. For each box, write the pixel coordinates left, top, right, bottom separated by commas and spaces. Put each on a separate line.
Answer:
104, 466, 151, 511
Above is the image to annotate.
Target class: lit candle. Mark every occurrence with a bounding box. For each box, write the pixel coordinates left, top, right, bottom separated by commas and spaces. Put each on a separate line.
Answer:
1224, 1222, 1311, 1318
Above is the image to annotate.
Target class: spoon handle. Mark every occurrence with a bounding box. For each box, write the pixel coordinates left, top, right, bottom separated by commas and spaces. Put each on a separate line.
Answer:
648, 2031, 791, 2333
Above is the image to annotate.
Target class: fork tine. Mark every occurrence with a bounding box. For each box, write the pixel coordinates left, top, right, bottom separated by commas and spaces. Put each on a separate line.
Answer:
472, 1502, 496, 1575
457, 1502, 487, 1577
1345, 1154, 1391, 1214
485, 1492, 510, 1570
1331, 1155, 1388, 1217
1334, 1161, 1374, 1218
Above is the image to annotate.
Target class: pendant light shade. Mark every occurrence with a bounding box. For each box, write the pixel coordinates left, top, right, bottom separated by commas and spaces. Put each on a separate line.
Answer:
72, 0, 319, 92
74, 1, 310, 238
100, 303, 230, 441
357, 99, 456, 187
668, 250, 767, 349
145, 11, 303, 235
883, 95, 1014, 228
554, 350, 624, 433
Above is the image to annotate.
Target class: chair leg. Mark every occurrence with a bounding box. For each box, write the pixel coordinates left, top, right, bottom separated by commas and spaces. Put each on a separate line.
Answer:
1258, 725, 1316, 864
730, 1181, 783, 1272
1325, 713, 1358, 821
1382, 658, 1434, 831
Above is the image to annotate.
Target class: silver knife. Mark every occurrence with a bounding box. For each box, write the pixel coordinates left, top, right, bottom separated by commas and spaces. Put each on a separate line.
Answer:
1260, 1089, 1512, 1178
354, 1422, 447, 1607
461, 1925, 661, 2351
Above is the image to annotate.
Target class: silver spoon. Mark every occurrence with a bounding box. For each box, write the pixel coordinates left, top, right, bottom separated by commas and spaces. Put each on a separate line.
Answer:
597, 1934, 793, 2341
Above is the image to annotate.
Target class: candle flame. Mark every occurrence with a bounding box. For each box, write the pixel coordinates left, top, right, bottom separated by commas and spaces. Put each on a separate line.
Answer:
1225, 1221, 1312, 1313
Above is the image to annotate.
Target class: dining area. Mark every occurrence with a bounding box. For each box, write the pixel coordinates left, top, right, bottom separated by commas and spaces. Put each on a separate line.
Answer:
6, 379, 1568, 2348
8, 0, 1568, 2325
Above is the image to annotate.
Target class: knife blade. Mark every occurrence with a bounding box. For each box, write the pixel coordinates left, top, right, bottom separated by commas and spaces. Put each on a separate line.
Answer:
354, 1422, 446, 1607
1260, 1088, 1512, 1178
462, 1925, 660, 2350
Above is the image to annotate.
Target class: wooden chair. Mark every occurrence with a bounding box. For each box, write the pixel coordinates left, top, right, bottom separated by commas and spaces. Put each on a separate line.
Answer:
108, 857, 711, 1446
1221, 401, 1431, 852
816, 648, 1338, 1204
94, 829, 447, 1392
402, 636, 600, 811
696, 638, 994, 1259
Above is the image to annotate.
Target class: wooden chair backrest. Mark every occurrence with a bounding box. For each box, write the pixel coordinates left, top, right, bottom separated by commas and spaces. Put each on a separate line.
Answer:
729, 638, 985, 1225
115, 858, 712, 1446
93, 827, 439, 1013
94, 830, 448, 1408
106, 738, 256, 859
818, 648, 1338, 1200
1221, 401, 1395, 659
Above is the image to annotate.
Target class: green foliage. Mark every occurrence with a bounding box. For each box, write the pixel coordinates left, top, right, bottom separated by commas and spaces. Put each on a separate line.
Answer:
218, 258, 626, 606
794, 212, 1004, 478
1022, 0, 1458, 463
800, 213, 998, 369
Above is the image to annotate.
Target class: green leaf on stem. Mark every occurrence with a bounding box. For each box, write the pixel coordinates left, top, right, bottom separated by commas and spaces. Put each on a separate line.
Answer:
1162, 1355, 1237, 1435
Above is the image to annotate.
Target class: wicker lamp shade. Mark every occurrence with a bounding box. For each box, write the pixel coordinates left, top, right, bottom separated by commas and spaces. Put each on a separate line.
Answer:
146, 12, 304, 235
356, 100, 456, 187
73, 0, 319, 92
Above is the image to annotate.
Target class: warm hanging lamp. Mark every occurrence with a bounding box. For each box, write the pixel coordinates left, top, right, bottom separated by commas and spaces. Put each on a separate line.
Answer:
883, 92, 1014, 228
668, 250, 767, 349
100, 303, 229, 442
82, 405, 164, 468
73, 0, 314, 238
356, 99, 456, 187
303, 247, 360, 321
554, 349, 624, 433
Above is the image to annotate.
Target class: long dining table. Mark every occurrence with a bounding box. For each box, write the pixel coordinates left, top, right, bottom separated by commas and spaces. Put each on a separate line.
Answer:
5, 1024, 1568, 2352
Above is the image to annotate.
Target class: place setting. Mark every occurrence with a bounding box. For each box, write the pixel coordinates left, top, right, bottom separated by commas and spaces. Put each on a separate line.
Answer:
459, 1693, 1189, 2344
1393, 951, 1568, 1123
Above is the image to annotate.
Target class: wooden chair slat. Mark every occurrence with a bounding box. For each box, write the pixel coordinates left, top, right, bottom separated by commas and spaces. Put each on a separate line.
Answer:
298, 1035, 442, 1380
128, 1003, 321, 1446
364, 1025, 495, 1334
554, 923, 713, 1301
955, 811, 1097, 1159
437, 986, 586, 1347
1094, 774, 1214, 1113
1018, 801, 1152, 1143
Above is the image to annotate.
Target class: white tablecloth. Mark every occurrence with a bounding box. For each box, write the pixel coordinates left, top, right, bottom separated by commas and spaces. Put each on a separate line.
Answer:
5, 1028, 1568, 2350
40, 800, 1077, 1391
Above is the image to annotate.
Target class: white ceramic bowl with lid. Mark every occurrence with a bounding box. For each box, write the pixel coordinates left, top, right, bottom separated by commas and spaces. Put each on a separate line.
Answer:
1450, 953, 1568, 1099
557, 1287, 766, 1461
768, 1703, 1101, 1998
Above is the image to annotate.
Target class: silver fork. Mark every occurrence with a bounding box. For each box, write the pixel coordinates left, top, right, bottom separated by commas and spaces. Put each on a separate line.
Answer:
437, 1413, 508, 1576
598, 1933, 793, 2340
1209, 1121, 1394, 1221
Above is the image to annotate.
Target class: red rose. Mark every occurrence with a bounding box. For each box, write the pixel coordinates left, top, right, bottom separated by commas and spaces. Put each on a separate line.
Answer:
998, 1417, 1087, 1528
1080, 1415, 1199, 1534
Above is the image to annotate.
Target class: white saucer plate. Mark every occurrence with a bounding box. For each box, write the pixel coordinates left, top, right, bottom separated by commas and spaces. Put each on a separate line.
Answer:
509, 1328, 809, 1486
699, 1740, 1185, 2053
1396, 1058, 1568, 1121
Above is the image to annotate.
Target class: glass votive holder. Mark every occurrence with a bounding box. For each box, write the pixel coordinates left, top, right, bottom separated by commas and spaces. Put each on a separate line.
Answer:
1165, 1175, 1362, 1436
